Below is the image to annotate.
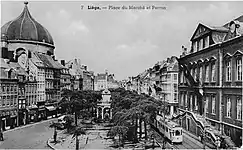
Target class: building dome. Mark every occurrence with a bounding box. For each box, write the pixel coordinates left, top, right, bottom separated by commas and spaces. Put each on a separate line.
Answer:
1, 2, 54, 46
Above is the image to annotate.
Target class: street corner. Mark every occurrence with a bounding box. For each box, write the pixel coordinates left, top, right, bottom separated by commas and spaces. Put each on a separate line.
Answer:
47, 138, 56, 150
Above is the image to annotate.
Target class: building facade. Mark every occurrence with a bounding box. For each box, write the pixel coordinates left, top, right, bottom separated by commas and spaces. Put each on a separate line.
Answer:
60, 60, 72, 91
160, 56, 179, 117
1, 2, 63, 125
0, 59, 18, 131
178, 16, 243, 147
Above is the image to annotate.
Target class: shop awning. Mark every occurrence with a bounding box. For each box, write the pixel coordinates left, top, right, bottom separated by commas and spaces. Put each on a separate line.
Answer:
45, 106, 56, 111
27, 105, 38, 110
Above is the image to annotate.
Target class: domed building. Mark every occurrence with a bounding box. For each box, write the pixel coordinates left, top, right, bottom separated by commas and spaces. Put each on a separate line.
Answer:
0, 2, 63, 129
1, 2, 55, 56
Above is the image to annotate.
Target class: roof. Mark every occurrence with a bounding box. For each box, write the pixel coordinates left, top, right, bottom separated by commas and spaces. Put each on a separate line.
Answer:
35, 53, 62, 69
223, 15, 243, 28
102, 89, 111, 95
190, 23, 228, 41
1, 2, 54, 46
96, 73, 106, 80
8, 62, 28, 76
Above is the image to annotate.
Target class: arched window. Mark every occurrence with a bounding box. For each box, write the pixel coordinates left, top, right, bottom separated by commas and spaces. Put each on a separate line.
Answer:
226, 97, 231, 118
226, 60, 232, 81
237, 97, 242, 120
236, 57, 242, 81
211, 62, 216, 82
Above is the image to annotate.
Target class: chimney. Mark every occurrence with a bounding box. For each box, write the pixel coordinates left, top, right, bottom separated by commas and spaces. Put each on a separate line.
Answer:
84, 65, 87, 71
1, 47, 8, 59
61, 60, 65, 66
8, 51, 15, 62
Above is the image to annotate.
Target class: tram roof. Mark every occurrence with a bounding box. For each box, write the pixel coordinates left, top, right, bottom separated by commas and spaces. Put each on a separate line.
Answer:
156, 115, 180, 128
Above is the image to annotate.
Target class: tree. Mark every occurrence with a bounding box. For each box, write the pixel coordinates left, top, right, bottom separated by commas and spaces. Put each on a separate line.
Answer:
70, 127, 86, 150
49, 122, 63, 143
64, 115, 74, 133
108, 125, 129, 148
60, 90, 86, 126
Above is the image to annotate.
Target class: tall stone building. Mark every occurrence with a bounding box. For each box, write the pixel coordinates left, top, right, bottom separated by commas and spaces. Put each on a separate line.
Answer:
0, 59, 18, 131
94, 71, 119, 91
160, 56, 179, 118
178, 16, 243, 147
66, 59, 83, 91
60, 60, 72, 91
1, 2, 63, 121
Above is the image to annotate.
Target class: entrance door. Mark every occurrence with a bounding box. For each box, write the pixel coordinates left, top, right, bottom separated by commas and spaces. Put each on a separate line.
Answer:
1, 119, 6, 131
187, 118, 190, 131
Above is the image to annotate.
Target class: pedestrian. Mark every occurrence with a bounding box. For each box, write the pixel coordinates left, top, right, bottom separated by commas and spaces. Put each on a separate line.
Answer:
85, 137, 89, 144
0, 129, 3, 141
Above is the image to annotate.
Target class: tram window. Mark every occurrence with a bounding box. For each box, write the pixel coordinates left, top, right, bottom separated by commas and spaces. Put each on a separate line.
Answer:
175, 130, 180, 136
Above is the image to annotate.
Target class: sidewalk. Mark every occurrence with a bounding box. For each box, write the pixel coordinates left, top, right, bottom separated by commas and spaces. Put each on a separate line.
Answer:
182, 129, 215, 149
47, 124, 114, 150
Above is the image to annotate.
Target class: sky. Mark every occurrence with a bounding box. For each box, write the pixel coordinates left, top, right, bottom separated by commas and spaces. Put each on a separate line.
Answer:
1, 1, 243, 80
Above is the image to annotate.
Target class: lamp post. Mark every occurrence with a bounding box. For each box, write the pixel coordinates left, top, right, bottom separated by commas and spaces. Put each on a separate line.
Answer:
199, 84, 206, 149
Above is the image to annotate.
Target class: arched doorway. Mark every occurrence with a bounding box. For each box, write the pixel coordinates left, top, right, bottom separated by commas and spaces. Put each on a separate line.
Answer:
103, 107, 110, 121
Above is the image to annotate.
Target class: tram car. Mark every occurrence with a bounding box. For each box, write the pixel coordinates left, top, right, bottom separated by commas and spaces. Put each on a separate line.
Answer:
156, 115, 183, 143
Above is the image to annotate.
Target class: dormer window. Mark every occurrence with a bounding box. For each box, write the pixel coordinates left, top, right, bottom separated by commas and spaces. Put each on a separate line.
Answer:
193, 41, 197, 53
204, 36, 210, 48
199, 38, 203, 50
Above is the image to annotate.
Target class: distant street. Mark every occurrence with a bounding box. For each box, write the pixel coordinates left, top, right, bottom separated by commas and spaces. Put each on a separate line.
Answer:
0, 118, 57, 149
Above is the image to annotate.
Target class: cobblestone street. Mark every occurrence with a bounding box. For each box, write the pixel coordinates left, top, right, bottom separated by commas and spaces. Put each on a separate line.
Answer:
48, 123, 114, 150
0, 118, 57, 149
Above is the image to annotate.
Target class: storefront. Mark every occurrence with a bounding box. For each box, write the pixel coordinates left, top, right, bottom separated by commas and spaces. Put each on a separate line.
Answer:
0, 110, 18, 130
37, 101, 47, 121
26, 105, 38, 123
0, 112, 6, 131
45, 106, 57, 118
18, 109, 27, 126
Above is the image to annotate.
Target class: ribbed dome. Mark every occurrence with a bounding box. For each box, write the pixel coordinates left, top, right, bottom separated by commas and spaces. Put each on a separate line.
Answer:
1, 2, 54, 46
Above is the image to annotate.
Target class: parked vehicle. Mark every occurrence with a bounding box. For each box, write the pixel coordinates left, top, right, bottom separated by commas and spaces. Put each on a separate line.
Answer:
58, 115, 66, 125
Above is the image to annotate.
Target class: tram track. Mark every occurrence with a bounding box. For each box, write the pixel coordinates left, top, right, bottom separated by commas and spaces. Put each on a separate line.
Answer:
150, 124, 205, 149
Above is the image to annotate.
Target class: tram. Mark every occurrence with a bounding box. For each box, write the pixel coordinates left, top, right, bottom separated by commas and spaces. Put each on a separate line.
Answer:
156, 115, 183, 143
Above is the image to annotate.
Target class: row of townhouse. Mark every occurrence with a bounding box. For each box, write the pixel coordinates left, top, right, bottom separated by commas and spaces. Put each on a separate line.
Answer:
94, 70, 120, 91
0, 2, 120, 131
123, 15, 243, 147
123, 56, 179, 118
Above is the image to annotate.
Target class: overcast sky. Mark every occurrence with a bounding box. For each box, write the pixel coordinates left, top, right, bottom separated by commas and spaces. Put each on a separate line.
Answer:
1, 1, 243, 80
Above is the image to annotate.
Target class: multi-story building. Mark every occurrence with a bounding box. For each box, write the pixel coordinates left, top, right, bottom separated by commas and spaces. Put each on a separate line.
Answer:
0, 58, 18, 131
8, 62, 38, 125
94, 71, 119, 91
60, 60, 71, 91
160, 56, 179, 117
83, 70, 94, 91
66, 58, 83, 91
94, 73, 107, 91
178, 16, 242, 147
1, 2, 62, 122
